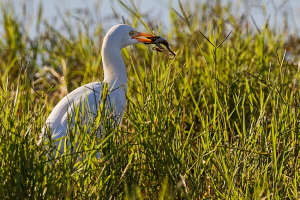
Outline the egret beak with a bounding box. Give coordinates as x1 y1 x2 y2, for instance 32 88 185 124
132 32 156 43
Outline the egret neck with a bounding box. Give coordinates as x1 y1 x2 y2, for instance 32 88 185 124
102 35 128 91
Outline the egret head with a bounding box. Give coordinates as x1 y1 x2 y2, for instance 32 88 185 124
104 24 156 49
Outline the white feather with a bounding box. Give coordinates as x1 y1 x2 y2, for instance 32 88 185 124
39 24 147 153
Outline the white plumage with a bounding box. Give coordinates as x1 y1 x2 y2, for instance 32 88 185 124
39 24 156 152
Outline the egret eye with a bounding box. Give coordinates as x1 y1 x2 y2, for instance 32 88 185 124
129 30 135 37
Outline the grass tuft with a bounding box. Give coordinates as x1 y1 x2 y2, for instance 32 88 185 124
0 0 299 199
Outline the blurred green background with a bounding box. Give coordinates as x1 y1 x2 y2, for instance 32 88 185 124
0 0 299 199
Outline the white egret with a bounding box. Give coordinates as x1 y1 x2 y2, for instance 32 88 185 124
38 24 157 152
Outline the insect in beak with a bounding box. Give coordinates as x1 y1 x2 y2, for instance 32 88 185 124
143 35 176 58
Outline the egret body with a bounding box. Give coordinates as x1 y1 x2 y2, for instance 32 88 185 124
39 24 156 151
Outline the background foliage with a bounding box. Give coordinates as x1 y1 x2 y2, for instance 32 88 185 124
0 0 299 199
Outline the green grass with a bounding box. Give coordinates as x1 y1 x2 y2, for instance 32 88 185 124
0 0 299 199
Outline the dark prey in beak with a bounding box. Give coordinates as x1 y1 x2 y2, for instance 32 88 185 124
143 36 176 58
